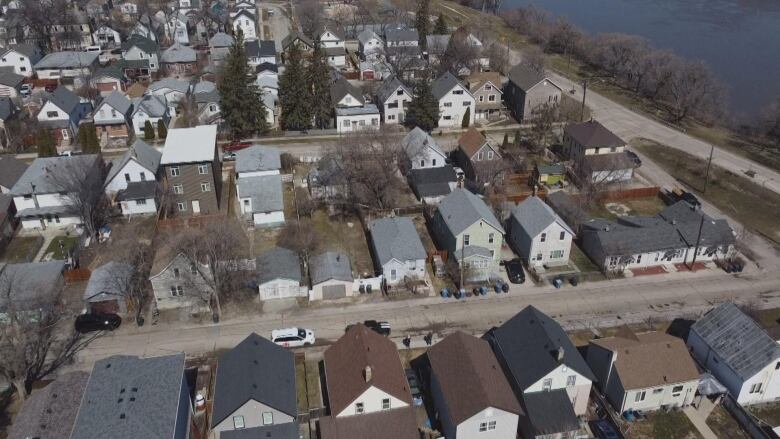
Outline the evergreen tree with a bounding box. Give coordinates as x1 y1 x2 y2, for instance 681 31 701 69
433 15 448 34
78 123 101 154
157 120 168 139
143 120 155 140
279 41 313 130
36 129 57 157
461 106 471 128
405 77 439 132
416 0 431 48
309 40 332 129
218 29 269 138
501 132 509 149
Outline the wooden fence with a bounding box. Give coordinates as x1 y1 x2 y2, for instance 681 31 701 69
599 186 661 201
64 268 91 284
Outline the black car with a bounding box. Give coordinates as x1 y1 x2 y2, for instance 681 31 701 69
591 420 620 439
504 259 526 284
345 320 391 336
626 150 642 166
680 191 701 208
75 313 121 333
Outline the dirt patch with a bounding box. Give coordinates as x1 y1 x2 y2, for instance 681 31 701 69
0 235 43 263
310 210 373 276
623 410 702 439
706 405 749 439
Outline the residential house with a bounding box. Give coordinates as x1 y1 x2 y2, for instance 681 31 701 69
93 91 134 144
486 306 596 438
357 29 383 61
308 154 347 201
246 39 276 66
33 51 99 83
309 251 354 301
507 196 574 268
332 76 380 133
425 34 450 64
0 67 22 98
534 163 566 187
116 180 159 216
6 372 90 439
505 63 562 121
235 145 281 177
161 42 197 76
426 332 522 439
161 125 221 216
90 65 127 96
255 247 306 301
318 27 347 68
231 9 258 40
0 194 14 253
45 15 94 51
468 71 503 121
234 0 257 9
211 333 298 438
119 1 140 18
369 216 427 285
194 87 222 125
70 354 192 439
165 12 190 45
318 324 418 439
385 28 419 48
408 165 458 204
262 92 279 127
0 96 18 148
148 77 190 116
92 24 122 48
402 127 447 170
0 261 66 318
280 31 313 62
580 201 735 272
375 75 411 124
36 87 91 147
587 328 699 414
256 73 278 96
432 71 475 128
687 302 780 405
237 174 284 227
455 127 501 181
149 247 212 310
208 32 234 68
563 120 638 184
83 261 133 314
0 44 42 77
131 94 170 137
431 188 504 279
0 155 27 193
10 155 102 230
121 34 160 73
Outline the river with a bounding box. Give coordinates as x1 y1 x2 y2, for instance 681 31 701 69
502 0 780 117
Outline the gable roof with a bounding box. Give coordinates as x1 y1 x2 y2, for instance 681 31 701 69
490 305 596 389
236 174 283 213
122 34 159 53
590 330 700 390
116 180 158 201
70 354 186 439
106 139 162 186
318 408 418 439
437 188 504 236
83 261 134 302
431 71 466 101
458 127 493 158
209 32 234 47
468 71 502 94
160 125 217 165
330 76 364 105
4 43 41 61
148 77 190 94
258 40 276 57
402 126 446 161
255 247 301 285
324 324 413 415
427 332 522 424
212 333 296 427
10 155 100 196
235 145 281 173
46 86 81 114
132 94 168 117
376 75 410 103
357 28 382 45
507 63 555 91
0 66 23 87
369 216 426 266
511 196 574 238
98 90 133 115
221 423 300 439
281 30 313 50
310 251 353 284
690 302 780 380
94 64 126 81
564 120 625 149
193 80 216 94
408 165 457 198
0 155 28 190
34 51 98 70
385 28 418 43
521 390 579 436
161 42 197 63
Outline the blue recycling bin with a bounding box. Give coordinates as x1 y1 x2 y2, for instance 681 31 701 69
441 288 450 298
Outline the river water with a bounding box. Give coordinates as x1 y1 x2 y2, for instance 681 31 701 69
502 0 780 117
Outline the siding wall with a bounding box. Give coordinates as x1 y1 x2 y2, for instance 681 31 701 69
213 399 295 438
335 386 408 417
163 157 221 217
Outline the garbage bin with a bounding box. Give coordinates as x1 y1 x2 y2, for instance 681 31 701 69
553 278 563 289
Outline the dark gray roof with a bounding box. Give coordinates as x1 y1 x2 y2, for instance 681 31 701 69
311 251 352 284
0 66 23 87
309 155 346 187
369 217 426 266
106 139 162 186
116 180 158 201
385 28 418 43
255 247 301 285
522 390 579 436
4 43 41 61
564 120 625 148
209 32 235 47
281 30 313 50
402 127 446 162
489 305 596 389
237 175 283 213
193 80 216 94
409 165 456 198
0 261 66 312
334 104 379 116
258 40 277 57
0 155 27 190
221 422 299 439
691 302 780 380
431 71 463 101
511 196 574 238
212 333 297 427
94 65 125 82
0 95 15 120
235 145 281 173
121 34 159 53
357 29 382 46
46 86 81 114
508 63 555 91
161 42 197 63
98 90 133 115
331 76 364 105
437 188 504 235
71 354 187 439
132 94 168 117
34 51 98 69
83 261 133 302
148 77 190 94
194 89 220 105
375 75 410 103
10 155 100 196
256 62 278 73
324 46 346 57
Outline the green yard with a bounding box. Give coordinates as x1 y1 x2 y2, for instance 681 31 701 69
43 236 79 261
0 236 43 263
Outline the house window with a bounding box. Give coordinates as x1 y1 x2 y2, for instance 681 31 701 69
125 173 131 182
46 111 58 117
233 415 245 429
359 120 366 126
432 159 437 166
173 184 184 194
635 391 646 402
540 233 546 242
136 199 147 205
488 421 496 430
479 422 488 432
464 234 470 246
463 101 470 106
177 202 187 211
488 95 496 102
209 104 217 112
170 285 184 296
551 250 564 259
397 89 404 96
382 398 390 409
453 89 463 95
243 199 250 207
443 102 452 108
443 116 452 120
201 182 211 192
420 159 425 167
390 269 397 281
170 166 180 177
343 120 350 127
609 256 619 266
355 402 364 414
487 151 494 160
190 264 198 275
484 84 492 91
476 152 483 161
388 114 395 120
479 95 484 102
559 231 566 240
262 411 273 425
173 268 180 278
488 233 494 244
750 383 763 394
636 254 642 264
653 388 663 394
542 378 552 391
672 385 684 397
198 164 208 174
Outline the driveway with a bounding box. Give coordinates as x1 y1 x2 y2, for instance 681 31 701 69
257 2 291 51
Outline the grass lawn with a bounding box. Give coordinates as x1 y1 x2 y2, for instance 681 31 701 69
587 196 666 220
0 236 43 263
310 210 374 276
706 405 749 439
569 244 600 274
749 402 780 426
633 138 780 244
304 360 322 410
624 410 702 439
44 236 79 261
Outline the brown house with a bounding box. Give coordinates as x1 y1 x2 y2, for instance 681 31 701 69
468 71 503 121
160 43 197 76
456 127 503 182
160 125 222 216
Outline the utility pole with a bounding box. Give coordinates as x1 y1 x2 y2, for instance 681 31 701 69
703 144 714 193
689 212 706 270
580 79 587 122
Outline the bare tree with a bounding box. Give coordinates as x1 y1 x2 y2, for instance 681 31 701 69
527 104 558 152
761 97 780 150
521 46 546 74
3 118 38 153
437 28 482 75
50 157 109 238
545 18 581 62
662 60 725 123
294 187 318 217
111 238 155 324
296 0 324 38
485 42 510 74
474 157 511 188
277 219 321 267
386 45 425 83
176 96 201 128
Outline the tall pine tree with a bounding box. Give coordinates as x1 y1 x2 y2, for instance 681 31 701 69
279 41 313 131
416 0 431 48
36 130 57 157
433 15 448 34
218 29 269 139
405 76 439 132
143 121 155 140
78 122 101 154
309 40 332 129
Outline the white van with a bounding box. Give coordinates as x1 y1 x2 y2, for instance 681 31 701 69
271 327 315 348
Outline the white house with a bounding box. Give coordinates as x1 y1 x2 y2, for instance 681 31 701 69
687 302 780 405
130 16 157 41
369 217 426 285
331 76 380 133
194 89 221 125
147 77 189 116
318 27 346 68
131 94 170 137
375 76 411 125
508 196 574 268
37 87 91 147
165 13 190 45
119 1 139 17
357 29 383 61
121 35 160 72
92 24 122 48
254 247 306 301
432 71 475 128
245 40 276 66
116 181 159 216
236 175 285 227
0 44 42 77
308 252 354 301
235 145 281 178
104 139 162 195
402 127 447 170
9 155 101 230
33 51 99 82
231 9 257 41
0 67 23 98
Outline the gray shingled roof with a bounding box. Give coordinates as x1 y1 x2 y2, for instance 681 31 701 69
431 71 463 101
70 354 186 439
255 247 301 285
0 261 66 312
99 90 133 115
148 77 190 94
116 181 158 201
34 51 98 69
357 29 382 46
212 333 297 428
10 155 100 196
221 423 299 439
105 139 162 187
0 96 14 120
193 80 216 94
437 188 504 236
489 305 596 389
311 251 353 284
402 126 446 161
376 75 410 103
83 261 133 302
385 28 418 43
331 76 364 106
369 217 426 266
121 34 159 53
0 156 27 190
132 94 168 117
237 174 283 213
209 32 234 47
4 43 40 61
161 42 196 63
508 63 551 91
522 390 580 436
564 120 625 149
235 145 281 173
194 89 220 105
335 104 379 116
0 66 23 87
408 166 456 199
258 40 276 57
46 86 81 114
511 196 574 238
691 302 780 380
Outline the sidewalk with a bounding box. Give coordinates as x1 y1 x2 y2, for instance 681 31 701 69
684 399 718 439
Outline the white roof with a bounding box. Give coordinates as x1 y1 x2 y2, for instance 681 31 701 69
160 125 217 164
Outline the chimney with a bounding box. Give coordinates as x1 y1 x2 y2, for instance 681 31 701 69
604 225 610 232
556 346 565 362
364 366 372 382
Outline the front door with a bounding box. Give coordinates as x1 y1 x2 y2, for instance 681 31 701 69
192 200 200 214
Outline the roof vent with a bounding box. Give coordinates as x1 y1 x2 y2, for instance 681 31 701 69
604 226 610 232
556 346 565 362
364 366 373 382
120 413 126 419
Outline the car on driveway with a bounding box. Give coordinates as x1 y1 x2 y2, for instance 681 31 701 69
504 259 526 284
20 84 32 97
405 369 423 406
271 327 315 348
591 420 620 439
223 151 237 161
75 313 121 333
626 150 642 166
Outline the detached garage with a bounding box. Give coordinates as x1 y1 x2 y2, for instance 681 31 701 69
309 251 354 301
255 247 306 301
83 261 133 314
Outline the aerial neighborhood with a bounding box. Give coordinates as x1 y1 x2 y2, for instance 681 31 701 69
0 0 779 438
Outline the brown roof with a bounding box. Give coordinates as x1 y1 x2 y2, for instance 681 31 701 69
323 324 412 415
427 332 522 424
564 120 625 148
126 82 147 98
8 371 90 439
468 71 502 93
582 151 637 172
590 331 700 390
458 127 490 158
318 407 419 439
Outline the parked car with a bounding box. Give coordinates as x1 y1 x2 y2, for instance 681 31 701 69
222 151 237 161
591 420 620 439
20 84 32 97
347 320 391 336
626 150 642 166
75 313 121 333
405 369 423 406
223 140 252 152
504 259 526 284
44 83 57 92
271 327 315 348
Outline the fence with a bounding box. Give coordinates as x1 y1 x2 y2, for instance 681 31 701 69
599 186 661 201
722 395 774 439
64 268 91 284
